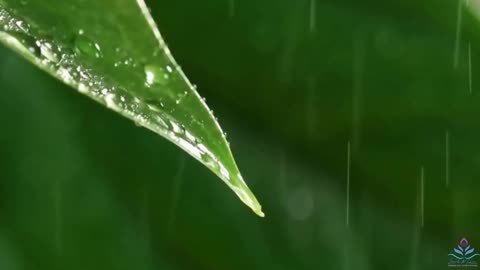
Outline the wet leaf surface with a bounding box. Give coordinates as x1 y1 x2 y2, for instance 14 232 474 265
0 0 263 216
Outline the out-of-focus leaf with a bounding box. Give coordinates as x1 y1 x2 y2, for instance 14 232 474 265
0 0 263 216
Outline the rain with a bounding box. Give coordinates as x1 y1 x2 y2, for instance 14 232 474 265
1 0 480 269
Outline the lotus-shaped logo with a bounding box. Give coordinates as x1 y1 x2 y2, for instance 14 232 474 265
448 237 480 267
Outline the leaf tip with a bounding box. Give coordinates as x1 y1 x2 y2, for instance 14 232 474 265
223 170 265 217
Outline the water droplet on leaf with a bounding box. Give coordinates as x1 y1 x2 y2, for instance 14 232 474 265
75 33 102 58
15 20 30 33
37 40 60 63
144 64 168 87
145 99 165 112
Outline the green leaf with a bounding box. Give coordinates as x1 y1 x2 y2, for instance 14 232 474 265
0 0 264 217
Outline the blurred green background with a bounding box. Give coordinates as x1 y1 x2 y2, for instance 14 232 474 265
1 0 480 269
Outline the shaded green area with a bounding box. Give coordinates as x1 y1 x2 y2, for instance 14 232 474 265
1 0 480 269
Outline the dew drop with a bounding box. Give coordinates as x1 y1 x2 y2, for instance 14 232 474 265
104 93 119 110
57 67 73 84
144 64 169 87
15 20 30 33
3 31 39 56
124 58 134 66
170 120 185 135
145 99 165 112
78 83 88 93
75 33 102 58
185 130 197 144
37 40 60 63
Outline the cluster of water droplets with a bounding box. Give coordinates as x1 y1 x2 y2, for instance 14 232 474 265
1 8 226 174
0 6 260 214
0 10 102 66
75 29 102 59
144 64 171 86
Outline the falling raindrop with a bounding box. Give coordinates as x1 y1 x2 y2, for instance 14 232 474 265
53 177 63 254
454 0 463 68
468 41 472 94
346 141 351 227
420 166 425 228
445 130 450 187
305 78 317 138
309 0 316 33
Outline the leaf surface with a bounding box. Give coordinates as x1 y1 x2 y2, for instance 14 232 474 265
0 0 263 216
